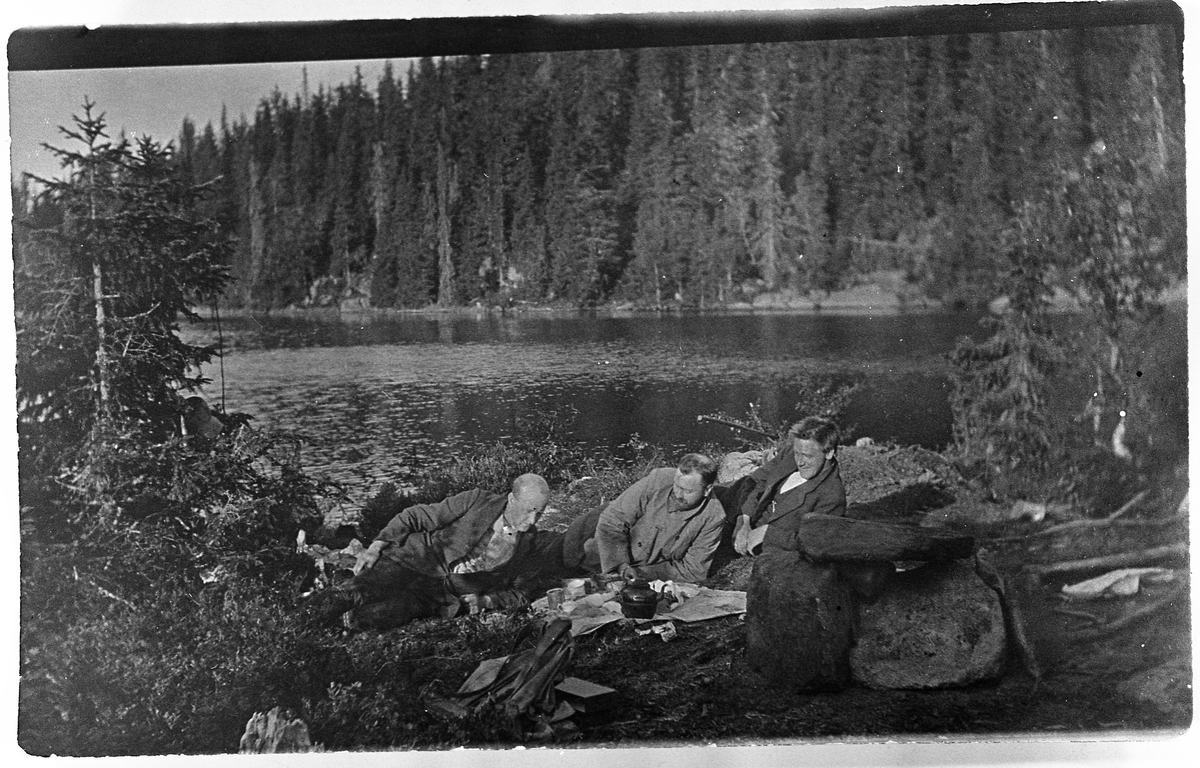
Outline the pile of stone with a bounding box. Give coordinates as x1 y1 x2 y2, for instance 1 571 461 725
744 514 1007 690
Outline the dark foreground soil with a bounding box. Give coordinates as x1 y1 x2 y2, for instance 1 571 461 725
313 445 1192 750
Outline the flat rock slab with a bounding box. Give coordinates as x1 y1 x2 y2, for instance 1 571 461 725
745 550 853 691
850 558 1006 689
798 514 975 563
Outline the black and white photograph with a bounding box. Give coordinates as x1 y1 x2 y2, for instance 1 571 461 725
6 1 1193 763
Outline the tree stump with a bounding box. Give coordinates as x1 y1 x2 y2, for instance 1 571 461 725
745 549 854 691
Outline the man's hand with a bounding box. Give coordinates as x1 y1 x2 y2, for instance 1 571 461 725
353 540 387 575
619 564 640 581
746 524 768 555
461 593 494 615
733 515 752 556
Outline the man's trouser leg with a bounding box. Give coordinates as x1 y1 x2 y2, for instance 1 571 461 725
560 508 603 575
344 559 456 630
509 529 569 579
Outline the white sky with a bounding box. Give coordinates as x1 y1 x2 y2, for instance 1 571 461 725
9 60 399 183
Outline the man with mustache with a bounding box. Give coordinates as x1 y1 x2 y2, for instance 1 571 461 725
562 453 726 583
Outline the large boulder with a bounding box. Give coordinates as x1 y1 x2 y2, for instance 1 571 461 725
717 451 764 484
850 558 1006 689
745 550 854 691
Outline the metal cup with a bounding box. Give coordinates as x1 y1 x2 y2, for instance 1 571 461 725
562 578 588 600
546 588 565 610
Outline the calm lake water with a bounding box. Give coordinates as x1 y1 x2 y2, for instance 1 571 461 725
184 310 987 501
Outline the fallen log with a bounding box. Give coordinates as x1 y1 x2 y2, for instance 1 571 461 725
1024 543 1188 578
991 501 1182 543
798 514 975 563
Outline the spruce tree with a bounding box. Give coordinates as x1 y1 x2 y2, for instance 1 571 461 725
17 100 231 477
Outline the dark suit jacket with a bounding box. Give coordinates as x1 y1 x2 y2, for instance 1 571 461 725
358 489 560 621
375 488 517 576
739 443 846 553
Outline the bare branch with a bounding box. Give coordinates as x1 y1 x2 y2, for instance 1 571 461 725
1107 490 1149 520
1023 543 1187 577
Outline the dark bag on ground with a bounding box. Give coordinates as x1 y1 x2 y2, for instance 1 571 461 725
448 617 576 739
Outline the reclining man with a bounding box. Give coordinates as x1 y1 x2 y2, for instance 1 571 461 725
730 416 846 556
307 473 562 630
561 453 726 583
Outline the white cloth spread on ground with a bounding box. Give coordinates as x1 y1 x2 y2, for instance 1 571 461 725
532 582 747 636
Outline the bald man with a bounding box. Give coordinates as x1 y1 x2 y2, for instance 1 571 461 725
308 474 561 630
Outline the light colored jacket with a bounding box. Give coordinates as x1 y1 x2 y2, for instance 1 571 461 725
594 468 726 583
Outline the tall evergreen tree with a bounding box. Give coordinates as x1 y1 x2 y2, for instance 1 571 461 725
506 148 547 299
623 48 679 305
17 101 231 473
543 50 622 304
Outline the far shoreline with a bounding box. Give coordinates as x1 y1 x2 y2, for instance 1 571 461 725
190 274 1186 323
192 291 953 322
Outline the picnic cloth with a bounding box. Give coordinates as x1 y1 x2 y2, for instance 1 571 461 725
532 582 747 636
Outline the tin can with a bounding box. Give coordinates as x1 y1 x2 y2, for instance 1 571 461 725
562 578 588 600
546 588 565 610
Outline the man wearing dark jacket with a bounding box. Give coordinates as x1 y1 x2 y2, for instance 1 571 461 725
310 473 559 630
732 417 845 555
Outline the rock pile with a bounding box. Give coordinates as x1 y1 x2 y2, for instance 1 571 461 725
239 707 316 753
733 447 1009 692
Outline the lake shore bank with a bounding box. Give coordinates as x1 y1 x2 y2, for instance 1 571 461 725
195 276 1186 321
197 286 949 321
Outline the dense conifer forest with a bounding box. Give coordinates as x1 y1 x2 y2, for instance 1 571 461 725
18 25 1184 310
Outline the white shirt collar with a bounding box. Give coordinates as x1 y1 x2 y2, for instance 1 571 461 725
779 470 809 495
